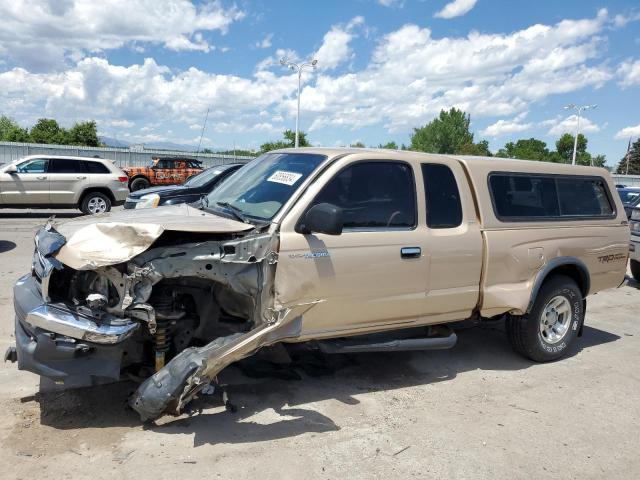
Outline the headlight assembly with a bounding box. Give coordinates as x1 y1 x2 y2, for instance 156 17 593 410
135 193 160 209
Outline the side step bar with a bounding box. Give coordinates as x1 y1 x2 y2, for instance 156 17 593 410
316 327 457 354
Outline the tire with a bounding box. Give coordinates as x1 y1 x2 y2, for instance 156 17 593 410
506 275 583 362
631 260 640 282
80 192 111 215
130 177 151 191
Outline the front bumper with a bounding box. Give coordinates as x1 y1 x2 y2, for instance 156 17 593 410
11 274 138 382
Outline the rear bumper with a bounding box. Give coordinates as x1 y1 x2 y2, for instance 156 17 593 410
11 274 137 382
112 186 129 203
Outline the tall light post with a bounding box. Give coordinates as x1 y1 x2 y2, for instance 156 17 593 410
280 58 317 148
563 103 597 165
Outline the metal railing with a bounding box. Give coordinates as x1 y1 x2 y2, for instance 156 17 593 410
0 141 256 168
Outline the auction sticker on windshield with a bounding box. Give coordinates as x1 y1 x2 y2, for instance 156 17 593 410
267 170 303 186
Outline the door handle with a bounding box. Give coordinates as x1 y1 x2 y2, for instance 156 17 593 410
401 247 421 259
36 176 47 180
76 176 87 180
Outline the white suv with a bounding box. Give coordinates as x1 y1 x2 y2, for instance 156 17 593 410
0 155 129 214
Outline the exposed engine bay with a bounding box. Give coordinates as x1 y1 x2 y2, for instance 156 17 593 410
23 209 305 422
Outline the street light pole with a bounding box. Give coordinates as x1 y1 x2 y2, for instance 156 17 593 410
280 58 318 148
563 103 597 165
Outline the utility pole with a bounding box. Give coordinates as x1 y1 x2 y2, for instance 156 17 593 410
280 58 318 148
563 103 597 165
196 107 209 156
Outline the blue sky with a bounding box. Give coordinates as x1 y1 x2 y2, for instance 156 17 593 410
0 0 639 165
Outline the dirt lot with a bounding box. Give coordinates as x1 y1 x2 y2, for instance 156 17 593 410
0 209 639 479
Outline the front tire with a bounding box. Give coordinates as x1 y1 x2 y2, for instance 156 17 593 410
81 192 111 215
506 275 583 362
630 260 640 282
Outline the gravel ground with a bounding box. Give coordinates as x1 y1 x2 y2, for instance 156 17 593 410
0 208 639 479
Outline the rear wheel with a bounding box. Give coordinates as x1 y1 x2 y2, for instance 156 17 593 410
130 177 151 191
630 260 640 282
80 192 111 215
506 275 583 362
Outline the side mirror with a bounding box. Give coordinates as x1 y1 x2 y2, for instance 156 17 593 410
5 164 17 174
297 203 343 235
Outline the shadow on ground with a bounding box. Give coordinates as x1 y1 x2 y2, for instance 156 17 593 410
25 321 619 445
0 211 81 219
0 241 17 253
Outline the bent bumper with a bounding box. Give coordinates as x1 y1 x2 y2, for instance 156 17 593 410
11 274 137 382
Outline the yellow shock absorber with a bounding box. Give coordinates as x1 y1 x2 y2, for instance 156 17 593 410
154 321 170 372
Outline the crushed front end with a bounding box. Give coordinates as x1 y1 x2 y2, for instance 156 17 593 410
9 215 294 421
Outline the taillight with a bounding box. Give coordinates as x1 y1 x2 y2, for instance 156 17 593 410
118 176 128 183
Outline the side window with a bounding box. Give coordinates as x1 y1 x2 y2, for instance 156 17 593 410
84 161 110 174
312 161 416 229
49 159 85 173
422 163 463 228
556 178 613 216
489 173 614 220
16 158 48 173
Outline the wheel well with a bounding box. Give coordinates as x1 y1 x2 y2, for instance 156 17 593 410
129 175 150 184
527 258 590 313
79 187 115 206
546 265 589 297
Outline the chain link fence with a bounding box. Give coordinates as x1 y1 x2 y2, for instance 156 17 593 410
0 141 255 168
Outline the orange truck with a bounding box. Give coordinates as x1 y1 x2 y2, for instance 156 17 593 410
123 156 204 191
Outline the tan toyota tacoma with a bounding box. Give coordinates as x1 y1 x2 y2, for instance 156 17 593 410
6 148 629 421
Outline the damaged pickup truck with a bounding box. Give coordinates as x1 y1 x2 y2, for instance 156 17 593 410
7 148 629 421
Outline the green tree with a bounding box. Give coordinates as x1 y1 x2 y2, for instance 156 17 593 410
350 141 365 148
378 141 398 149
29 118 68 144
410 108 474 154
0 115 29 142
457 139 492 156
260 129 310 153
616 139 640 174
556 133 589 164
496 138 550 161
67 121 99 146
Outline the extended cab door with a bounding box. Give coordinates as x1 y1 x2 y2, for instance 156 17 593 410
0 158 50 204
417 160 483 320
48 158 91 204
276 158 431 338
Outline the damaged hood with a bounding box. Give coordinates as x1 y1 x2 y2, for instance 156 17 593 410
53 204 254 270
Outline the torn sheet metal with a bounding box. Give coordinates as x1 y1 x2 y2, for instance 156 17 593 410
54 204 252 270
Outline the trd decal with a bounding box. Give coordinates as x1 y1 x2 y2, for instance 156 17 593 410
597 253 626 263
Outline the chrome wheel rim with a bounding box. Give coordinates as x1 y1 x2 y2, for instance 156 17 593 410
539 295 572 344
87 196 107 214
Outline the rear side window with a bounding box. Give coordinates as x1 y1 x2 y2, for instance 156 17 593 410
312 161 416 229
84 161 110 173
49 158 84 173
422 163 463 228
489 173 614 220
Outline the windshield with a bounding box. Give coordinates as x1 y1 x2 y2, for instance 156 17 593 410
185 167 226 187
620 190 640 205
205 152 327 221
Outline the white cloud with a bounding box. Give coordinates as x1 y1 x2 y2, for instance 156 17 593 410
313 16 364 70
618 59 640 87
435 0 478 19
378 0 403 7
0 9 623 145
256 34 273 49
481 116 533 137
614 124 640 140
0 0 245 71
547 115 600 136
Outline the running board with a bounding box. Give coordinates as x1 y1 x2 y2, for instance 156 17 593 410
316 327 457 354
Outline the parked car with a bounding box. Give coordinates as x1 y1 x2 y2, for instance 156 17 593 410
628 206 640 281
124 163 243 209
7 148 628 421
617 186 640 218
123 156 204 191
0 155 128 214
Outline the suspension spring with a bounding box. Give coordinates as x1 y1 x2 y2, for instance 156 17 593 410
154 317 171 372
